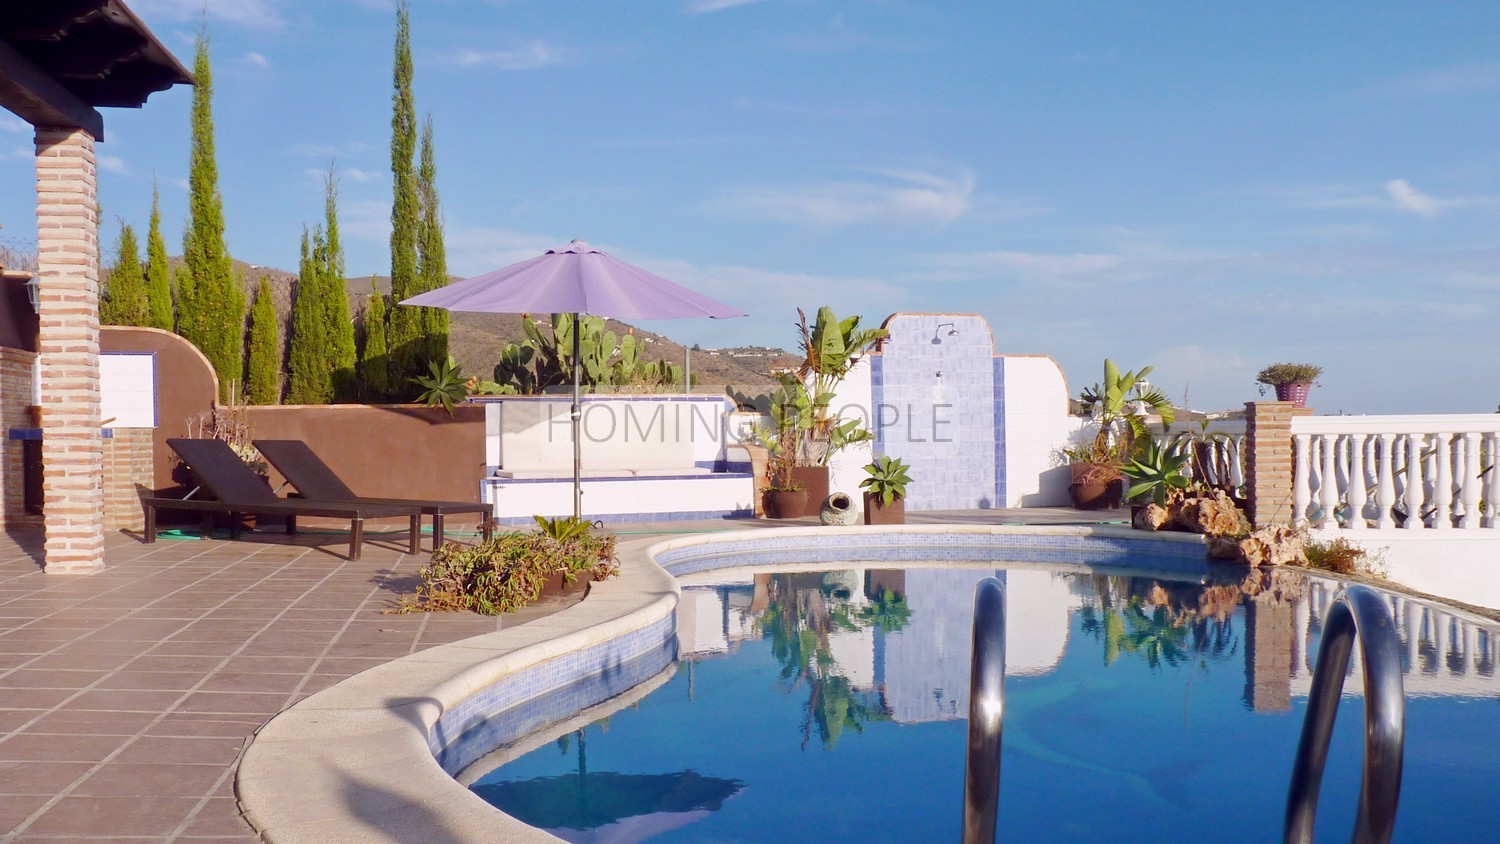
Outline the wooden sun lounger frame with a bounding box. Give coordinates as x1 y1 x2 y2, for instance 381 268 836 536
143 439 422 561
253 439 495 550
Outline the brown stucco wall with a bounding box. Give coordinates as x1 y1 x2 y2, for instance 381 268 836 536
244 405 486 502
100 326 218 492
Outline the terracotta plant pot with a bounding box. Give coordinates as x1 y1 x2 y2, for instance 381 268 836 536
1274 382 1311 407
764 489 808 520
863 491 905 525
791 466 829 517
1069 479 1124 510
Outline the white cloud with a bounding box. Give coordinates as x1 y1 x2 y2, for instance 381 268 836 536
710 167 975 226
97 156 130 175
448 41 567 71
1289 179 1498 216
131 0 284 29
1380 61 1500 98
168 177 190 191
690 0 765 13
305 167 378 185
242 52 271 69
0 115 30 135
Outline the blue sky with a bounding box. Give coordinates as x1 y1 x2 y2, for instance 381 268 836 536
1 1 1497 414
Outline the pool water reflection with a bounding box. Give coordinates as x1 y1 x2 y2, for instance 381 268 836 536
468 564 1500 843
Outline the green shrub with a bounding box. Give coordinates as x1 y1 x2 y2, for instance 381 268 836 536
397 529 617 615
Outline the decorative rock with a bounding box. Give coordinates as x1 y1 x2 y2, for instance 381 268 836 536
1173 490 1250 537
1238 524 1308 568
1133 503 1172 531
820 492 859 526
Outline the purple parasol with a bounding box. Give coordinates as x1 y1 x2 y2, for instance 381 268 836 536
398 240 746 519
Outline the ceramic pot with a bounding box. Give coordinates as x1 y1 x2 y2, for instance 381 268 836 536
1069 479 1124 510
1274 382 1311 407
791 466 829 516
863 492 905 525
820 492 858 526
765 489 808 520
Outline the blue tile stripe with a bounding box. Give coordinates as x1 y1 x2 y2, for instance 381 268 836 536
431 612 678 776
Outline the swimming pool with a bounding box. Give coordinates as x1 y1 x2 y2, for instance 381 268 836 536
462 557 1500 842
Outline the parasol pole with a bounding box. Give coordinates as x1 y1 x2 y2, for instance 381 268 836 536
571 312 583 520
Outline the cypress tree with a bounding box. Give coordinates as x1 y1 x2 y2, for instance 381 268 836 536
178 33 244 399
286 228 332 404
322 167 358 401
361 282 390 400
245 276 281 404
103 223 148 326
387 0 422 386
144 182 174 331
417 113 449 364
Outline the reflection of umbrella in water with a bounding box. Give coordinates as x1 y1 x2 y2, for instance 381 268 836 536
475 770 744 843
473 730 744 843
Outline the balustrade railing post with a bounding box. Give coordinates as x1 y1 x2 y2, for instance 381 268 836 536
1346 433 1368 529
1293 434 1312 527
1376 433 1397 529
1433 433 1453 529
1319 434 1340 530
1486 432 1499 529
1458 433 1480 529
1404 435 1426 530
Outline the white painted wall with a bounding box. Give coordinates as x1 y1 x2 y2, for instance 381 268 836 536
999 355 1082 507
487 473 754 521
1315 529 1500 610
827 356 876 505
100 353 156 428
482 396 729 474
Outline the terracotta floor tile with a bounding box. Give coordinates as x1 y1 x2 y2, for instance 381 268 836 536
0 732 131 763
71 760 226 797
23 794 201 837
113 735 245 765
0 759 95 795
198 671 306 694
146 714 266 739
178 797 254 836
26 708 159 736
174 691 289 717
95 670 208 692
0 792 53 831
0 668 107 688
66 688 186 712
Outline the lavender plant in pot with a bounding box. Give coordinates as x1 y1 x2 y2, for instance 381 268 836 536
1255 362 1322 408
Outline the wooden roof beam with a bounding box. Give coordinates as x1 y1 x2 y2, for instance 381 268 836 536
0 35 104 139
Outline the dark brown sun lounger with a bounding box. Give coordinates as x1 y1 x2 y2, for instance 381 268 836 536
253 439 494 550
143 438 421 560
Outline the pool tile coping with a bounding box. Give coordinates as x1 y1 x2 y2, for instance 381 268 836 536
234 525 1208 843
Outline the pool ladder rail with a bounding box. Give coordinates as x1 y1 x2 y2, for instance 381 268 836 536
1284 585 1406 844
962 577 1005 844
961 580 1406 844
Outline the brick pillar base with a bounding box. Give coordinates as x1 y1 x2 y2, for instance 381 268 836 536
35 127 104 573
1245 401 1314 528
0 348 39 527
103 429 153 531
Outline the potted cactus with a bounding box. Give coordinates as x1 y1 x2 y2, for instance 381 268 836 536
1256 362 1322 407
860 455 912 525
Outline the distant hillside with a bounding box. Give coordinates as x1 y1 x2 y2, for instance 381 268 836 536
202 261 795 396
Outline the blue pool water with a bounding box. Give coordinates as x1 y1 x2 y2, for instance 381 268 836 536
466 564 1500 842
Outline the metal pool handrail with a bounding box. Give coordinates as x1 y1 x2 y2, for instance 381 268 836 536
963 576 1006 844
1284 585 1406 844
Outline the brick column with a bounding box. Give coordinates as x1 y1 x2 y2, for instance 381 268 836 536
1245 401 1313 528
35 127 104 573
1242 599 1294 712
0 348 39 527
102 429 154 532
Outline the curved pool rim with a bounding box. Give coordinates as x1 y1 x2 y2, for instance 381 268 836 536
237 524 1452 843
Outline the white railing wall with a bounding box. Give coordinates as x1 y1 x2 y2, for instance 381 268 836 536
1149 419 1247 491
1291 415 1500 531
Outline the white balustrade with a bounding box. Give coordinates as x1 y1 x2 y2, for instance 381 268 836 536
1290 414 1500 532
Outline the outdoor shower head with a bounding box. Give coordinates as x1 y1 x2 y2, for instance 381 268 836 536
933 322 958 343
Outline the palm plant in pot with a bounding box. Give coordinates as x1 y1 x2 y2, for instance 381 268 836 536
1070 359 1175 510
752 413 807 520
1255 362 1322 408
860 455 912 525
782 306 886 514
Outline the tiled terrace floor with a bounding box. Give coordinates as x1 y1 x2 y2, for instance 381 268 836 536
0 507 1119 842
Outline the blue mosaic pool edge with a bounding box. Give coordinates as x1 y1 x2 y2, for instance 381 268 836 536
430 611 677 777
